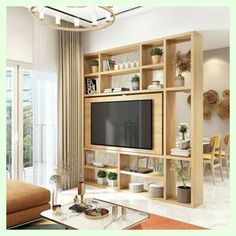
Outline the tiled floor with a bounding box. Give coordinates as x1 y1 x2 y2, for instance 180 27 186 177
60 171 229 230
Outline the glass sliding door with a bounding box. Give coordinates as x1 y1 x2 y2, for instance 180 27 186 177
6 64 57 187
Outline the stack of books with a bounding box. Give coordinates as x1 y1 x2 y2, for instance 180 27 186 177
171 148 191 157
113 87 130 92
104 88 114 93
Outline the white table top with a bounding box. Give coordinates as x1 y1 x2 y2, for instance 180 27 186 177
41 199 148 230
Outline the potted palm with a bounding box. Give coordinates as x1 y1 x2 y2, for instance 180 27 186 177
97 170 107 185
90 59 99 73
107 172 118 187
173 50 191 86
150 47 164 64
131 74 140 90
171 160 191 203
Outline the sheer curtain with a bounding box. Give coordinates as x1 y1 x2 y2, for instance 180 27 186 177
31 22 57 187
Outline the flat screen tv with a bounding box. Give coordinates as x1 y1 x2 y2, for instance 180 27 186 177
91 100 152 149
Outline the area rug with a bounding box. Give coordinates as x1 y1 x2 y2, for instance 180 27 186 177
15 215 205 230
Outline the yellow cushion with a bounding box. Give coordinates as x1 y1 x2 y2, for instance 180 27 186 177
215 150 226 156
203 153 213 160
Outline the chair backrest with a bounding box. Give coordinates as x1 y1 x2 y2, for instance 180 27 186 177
209 135 222 158
223 134 230 156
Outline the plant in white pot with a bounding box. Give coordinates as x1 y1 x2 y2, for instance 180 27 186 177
107 172 118 187
97 170 107 185
90 59 99 73
178 123 190 150
171 160 191 203
173 50 191 87
131 74 140 90
150 47 163 64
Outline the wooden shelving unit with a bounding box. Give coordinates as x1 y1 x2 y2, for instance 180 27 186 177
82 31 203 208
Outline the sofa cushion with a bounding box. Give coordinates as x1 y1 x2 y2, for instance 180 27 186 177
7 180 50 214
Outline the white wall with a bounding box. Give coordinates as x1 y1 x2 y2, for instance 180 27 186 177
81 7 229 53
7 7 34 63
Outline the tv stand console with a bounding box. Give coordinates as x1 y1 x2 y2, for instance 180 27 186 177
82 31 203 208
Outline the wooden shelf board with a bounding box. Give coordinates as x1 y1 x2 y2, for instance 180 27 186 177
165 87 191 92
84 164 118 172
100 67 140 76
84 72 99 77
83 147 119 154
142 63 164 70
83 89 163 98
165 198 193 208
120 170 163 180
85 180 119 190
166 155 191 161
121 189 164 200
120 151 164 159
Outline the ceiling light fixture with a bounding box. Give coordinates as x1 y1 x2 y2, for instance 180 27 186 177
29 6 116 32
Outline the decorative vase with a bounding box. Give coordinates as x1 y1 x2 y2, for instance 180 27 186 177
177 186 191 203
175 74 185 87
91 65 98 73
151 55 161 64
132 82 139 90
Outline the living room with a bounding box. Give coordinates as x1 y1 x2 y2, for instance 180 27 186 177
3 5 230 231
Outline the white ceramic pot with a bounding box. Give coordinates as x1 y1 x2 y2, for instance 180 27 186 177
97 177 107 185
108 179 117 187
132 82 139 91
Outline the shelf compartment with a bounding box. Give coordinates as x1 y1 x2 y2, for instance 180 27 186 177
121 189 164 200
84 164 118 172
120 170 163 180
100 67 140 76
85 179 109 188
142 69 164 90
84 54 99 75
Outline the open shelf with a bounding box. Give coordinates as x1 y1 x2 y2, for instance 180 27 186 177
82 31 203 208
121 189 164 200
85 180 109 188
120 170 163 180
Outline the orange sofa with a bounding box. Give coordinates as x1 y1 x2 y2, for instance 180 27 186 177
7 180 50 228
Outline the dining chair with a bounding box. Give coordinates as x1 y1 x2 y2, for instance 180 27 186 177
203 135 224 185
220 134 230 178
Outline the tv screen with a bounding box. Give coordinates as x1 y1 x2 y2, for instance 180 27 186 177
91 100 152 149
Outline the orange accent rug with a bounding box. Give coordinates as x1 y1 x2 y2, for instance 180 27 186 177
129 213 206 230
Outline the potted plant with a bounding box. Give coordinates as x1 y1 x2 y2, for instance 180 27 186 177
173 50 191 86
178 123 190 150
131 74 140 90
90 59 99 73
107 172 118 187
150 47 164 64
97 170 107 185
171 160 191 203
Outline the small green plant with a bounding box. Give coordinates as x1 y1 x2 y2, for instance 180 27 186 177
97 170 107 178
170 160 189 188
90 59 99 66
178 123 188 140
131 74 140 82
150 47 164 56
107 172 117 180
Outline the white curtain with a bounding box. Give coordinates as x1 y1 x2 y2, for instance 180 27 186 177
31 22 57 187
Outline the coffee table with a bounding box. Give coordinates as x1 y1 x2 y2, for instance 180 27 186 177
41 199 148 230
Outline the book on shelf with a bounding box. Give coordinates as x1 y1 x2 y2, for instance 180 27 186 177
85 78 97 94
113 87 130 92
103 59 116 71
171 148 191 157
